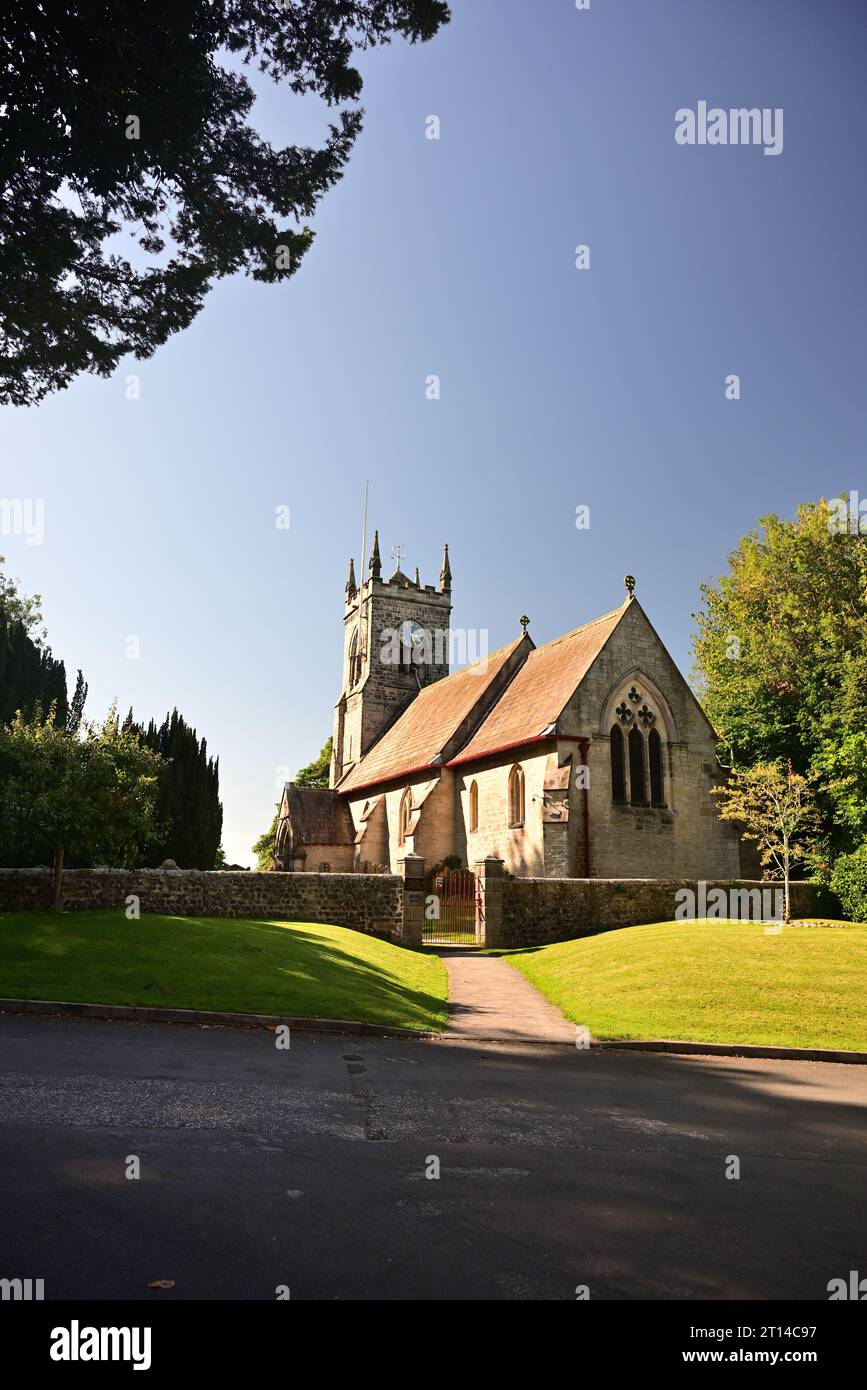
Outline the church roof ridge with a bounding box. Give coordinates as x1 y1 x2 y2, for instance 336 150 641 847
429 633 526 683
336 635 528 793
529 602 627 654
448 602 627 766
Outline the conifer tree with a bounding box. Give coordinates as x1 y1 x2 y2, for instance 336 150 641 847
131 709 223 868
0 560 69 728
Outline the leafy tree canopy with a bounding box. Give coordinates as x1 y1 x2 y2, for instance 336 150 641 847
253 808 279 872
0 704 162 901
253 736 333 867
295 735 332 787
712 761 819 921
0 557 71 729
830 845 867 923
692 498 867 861
0 0 450 405
0 555 44 638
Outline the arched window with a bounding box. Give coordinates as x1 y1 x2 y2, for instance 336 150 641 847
397 788 412 846
628 727 646 805
610 725 626 802
508 764 525 827
468 780 479 833
649 728 664 805
348 629 361 687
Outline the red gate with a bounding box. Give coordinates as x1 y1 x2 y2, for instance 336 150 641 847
423 868 479 946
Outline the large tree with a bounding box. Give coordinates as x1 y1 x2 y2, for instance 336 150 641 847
295 735 332 788
0 555 45 634
0 705 161 904
0 556 74 729
129 708 223 868
0 0 450 405
692 498 867 863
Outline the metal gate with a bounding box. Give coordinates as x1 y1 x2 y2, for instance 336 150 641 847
423 868 479 946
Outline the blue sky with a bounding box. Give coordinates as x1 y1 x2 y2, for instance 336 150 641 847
2 0 865 864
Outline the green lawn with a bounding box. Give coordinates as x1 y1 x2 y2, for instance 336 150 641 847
0 910 448 1032
503 919 867 1051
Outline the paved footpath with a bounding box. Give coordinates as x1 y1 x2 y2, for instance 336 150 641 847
436 949 576 1042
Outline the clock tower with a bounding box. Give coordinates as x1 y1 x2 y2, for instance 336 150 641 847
330 533 453 786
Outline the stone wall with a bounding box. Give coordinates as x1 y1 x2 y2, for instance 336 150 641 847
294 843 356 874
456 748 551 877
333 574 453 783
347 770 458 874
0 869 403 941
0 865 826 950
560 602 743 881
498 875 823 947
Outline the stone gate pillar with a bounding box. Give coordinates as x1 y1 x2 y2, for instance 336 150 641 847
398 854 425 948
474 857 504 948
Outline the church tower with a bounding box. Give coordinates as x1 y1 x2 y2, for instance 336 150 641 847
331 535 453 786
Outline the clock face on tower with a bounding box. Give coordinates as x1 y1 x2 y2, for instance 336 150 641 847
399 620 429 662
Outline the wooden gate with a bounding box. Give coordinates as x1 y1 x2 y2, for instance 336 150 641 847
423 867 479 946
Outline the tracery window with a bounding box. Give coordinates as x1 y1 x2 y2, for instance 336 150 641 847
610 724 626 802
628 726 646 805
611 684 668 807
649 728 665 805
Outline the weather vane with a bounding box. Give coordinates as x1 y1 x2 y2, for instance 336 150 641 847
391 543 405 570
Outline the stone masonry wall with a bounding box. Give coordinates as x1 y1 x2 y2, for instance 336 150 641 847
0 869 403 941
560 602 743 880
334 575 452 782
500 876 823 947
0 867 823 950
456 749 550 877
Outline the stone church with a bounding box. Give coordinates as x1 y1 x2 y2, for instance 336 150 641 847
275 535 741 879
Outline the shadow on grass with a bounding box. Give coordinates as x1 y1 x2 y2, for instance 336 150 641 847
0 911 448 1032
222 918 447 1028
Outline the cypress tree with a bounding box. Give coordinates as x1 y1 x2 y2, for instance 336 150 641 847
0 598 69 728
1 563 222 870
131 708 223 868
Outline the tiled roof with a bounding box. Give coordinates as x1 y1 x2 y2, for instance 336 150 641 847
282 785 355 845
449 605 625 764
338 638 525 793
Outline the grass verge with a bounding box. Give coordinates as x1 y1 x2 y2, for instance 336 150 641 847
502 919 867 1051
0 910 448 1032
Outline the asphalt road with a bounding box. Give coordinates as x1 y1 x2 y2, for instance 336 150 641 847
0 1015 864 1301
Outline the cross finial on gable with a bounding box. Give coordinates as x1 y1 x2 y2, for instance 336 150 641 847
624 575 636 598
519 614 530 636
